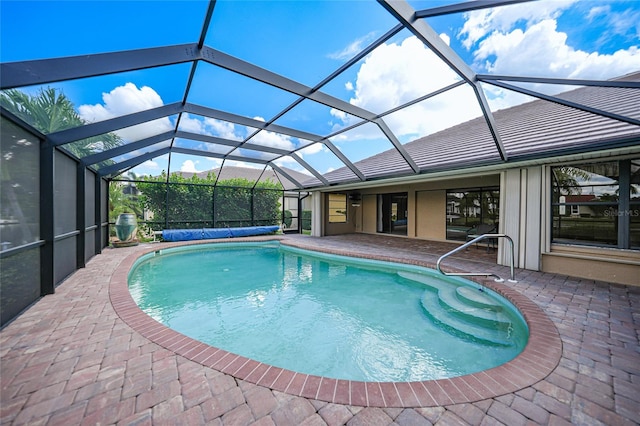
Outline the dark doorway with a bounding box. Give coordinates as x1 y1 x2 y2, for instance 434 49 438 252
377 193 408 235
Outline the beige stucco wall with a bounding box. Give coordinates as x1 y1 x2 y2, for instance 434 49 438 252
361 194 377 234
415 190 446 240
542 245 640 287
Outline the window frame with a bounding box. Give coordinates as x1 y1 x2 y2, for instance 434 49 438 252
445 187 499 242
550 158 639 250
327 193 347 223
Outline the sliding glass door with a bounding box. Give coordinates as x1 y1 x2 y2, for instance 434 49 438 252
377 193 408 235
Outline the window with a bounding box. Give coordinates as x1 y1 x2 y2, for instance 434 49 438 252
551 159 639 249
328 193 347 223
446 188 499 241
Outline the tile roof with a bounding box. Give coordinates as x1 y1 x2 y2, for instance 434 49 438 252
303 72 640 188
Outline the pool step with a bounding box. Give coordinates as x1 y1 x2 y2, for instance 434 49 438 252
456 286 503 310
419 291 513 346
398 272 514 346
437 287 512 330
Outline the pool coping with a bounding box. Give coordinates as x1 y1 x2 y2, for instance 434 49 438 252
109 237 563 408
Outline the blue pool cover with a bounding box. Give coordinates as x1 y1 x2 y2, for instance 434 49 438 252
162 225 280 242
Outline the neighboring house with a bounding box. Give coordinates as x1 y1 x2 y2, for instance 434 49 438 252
561 195 599 217
305 72 640 286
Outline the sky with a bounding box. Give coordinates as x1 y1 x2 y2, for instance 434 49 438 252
2 0 639 179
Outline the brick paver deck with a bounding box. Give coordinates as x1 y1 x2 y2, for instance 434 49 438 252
1 234 638 425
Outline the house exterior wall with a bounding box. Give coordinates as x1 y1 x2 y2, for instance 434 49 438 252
542 245 639 285
311 191 323 237
540 164 640 286
362 194 377 234
416 190 446 240
317 160 639 287
499 167 544 271
326 175 499 239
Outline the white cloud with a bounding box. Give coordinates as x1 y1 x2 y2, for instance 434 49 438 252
129 159 161 177
455 2 640 110
180 160 200 173
459 0 576 49
203 117 244 141
299 142 326 156
587 5 610 20
177 113 307 164
328 32 377 60
142 160 158 169
249 129 296 151
349 37 459 111
594 8 640 48
272 156 309 173
178 114 249 142
474 19 640 83
205 158 223 168
78 83 173 142
330 36 480 141
243 116 302 152
223 159 263 170
439 33 451 46
279 142 328 172
179 114 206 134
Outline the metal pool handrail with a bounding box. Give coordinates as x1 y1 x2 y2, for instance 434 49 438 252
436 234 517 283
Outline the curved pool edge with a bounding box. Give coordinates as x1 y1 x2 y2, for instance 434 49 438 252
109 237 563 408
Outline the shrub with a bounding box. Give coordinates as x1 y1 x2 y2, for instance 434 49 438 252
301 210 312 231
283 210 293 228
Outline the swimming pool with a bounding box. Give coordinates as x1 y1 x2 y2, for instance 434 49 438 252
128 242 528 382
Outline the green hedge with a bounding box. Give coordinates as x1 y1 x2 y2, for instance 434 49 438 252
135 173 283 230
301 210 311 231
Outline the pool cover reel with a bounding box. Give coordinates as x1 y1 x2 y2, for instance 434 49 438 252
162 225 280 242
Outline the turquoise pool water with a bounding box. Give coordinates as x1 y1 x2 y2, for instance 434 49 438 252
128 242 528 382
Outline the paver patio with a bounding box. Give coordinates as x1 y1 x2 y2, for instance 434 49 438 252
1 234 638 425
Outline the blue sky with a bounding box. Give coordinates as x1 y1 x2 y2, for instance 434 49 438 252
2 0 640 178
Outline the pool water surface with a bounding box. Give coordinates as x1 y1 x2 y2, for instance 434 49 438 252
128 242 528 382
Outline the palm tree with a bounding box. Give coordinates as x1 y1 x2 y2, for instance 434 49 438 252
0 88 122 158
552 166 591 197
